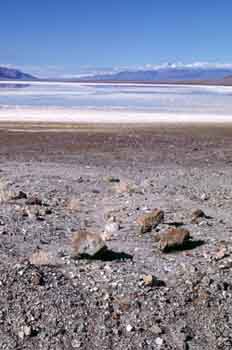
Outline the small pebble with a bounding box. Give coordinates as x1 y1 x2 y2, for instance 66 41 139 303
126 324 133 332
155 337 163 346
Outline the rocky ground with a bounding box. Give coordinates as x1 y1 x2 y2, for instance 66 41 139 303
0 123 232 350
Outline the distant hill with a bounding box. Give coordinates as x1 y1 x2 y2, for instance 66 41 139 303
0 66 36 81
221 75 232 84
189 75 232 86
82 66 232 82
2 64 232 86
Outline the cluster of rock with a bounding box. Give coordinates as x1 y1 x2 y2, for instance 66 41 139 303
1 168 231 350
70 205 206 259
0 178 209 263
136 209 164 234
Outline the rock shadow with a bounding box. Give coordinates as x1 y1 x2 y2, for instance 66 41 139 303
164 221 185 227
164 239 205 253
78 248 133 261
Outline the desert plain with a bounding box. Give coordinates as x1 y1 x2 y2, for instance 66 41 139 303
0 122 232 349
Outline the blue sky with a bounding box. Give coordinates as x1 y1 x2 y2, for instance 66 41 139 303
1 0 232 77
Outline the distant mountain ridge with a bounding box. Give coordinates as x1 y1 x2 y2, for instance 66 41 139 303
1 64 232 86
0 66 36 80
82 66 232 82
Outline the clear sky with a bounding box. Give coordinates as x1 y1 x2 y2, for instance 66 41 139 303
1 0 232 77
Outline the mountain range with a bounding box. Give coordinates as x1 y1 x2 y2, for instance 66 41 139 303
1 65 232 85
0 66 36 80
82 66 232 82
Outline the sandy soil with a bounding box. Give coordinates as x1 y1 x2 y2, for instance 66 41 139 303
0 122 232 349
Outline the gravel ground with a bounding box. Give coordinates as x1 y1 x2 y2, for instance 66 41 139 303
0 123 232 349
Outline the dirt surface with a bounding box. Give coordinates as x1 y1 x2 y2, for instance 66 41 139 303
0 122 232 349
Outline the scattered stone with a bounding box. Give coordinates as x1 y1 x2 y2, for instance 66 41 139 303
18 325 32 339
1 122 232 350
18 330 25 340
150 324 162 335
20 206 31 218
23 325 32 337
141 274 166 288
72 339 82 348
45 208 52 215
192 209 206 219
12 191 27 200
102 216 120 240
20 205 52 220
0 216 5 225
126 324 134 332
142 274 155 286
219 259 232 270
0 189 15 204
30 250 53 266
214 246 229 261
37 207 52 218
66 198 81 212
159 227 191 252
72 230 107 258
105 176 120 183
114 297 130 312
191 209 207 223
155 337 163 347
26 196 42 206
200 193 209 201
31 270 44 286
114 181 141 194
137 209 164 234
35 212 45 221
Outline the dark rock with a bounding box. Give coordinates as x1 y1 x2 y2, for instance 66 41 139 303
106 176 120 183
31 270 44 286
12 191 27 200
191 209 208 223
158 227 191 252
26 197 42 206
72 230 107 258
137 209 164 234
